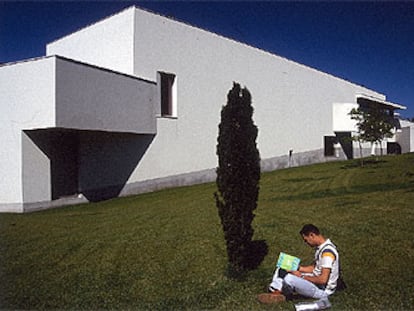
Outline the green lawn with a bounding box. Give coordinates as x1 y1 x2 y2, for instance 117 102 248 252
1 153 413 310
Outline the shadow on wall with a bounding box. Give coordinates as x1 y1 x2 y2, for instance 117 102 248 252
79 131 155 202
25 129 80 201
25 129 155 203
335 132 353 159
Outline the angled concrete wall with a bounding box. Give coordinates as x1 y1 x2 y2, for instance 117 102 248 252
55 57 157 134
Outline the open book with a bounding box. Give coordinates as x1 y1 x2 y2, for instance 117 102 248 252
276 252 301 271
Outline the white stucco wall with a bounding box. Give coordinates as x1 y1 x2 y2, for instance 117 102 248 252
128 8 385 183
397 126 414 153
0 55 157 211
55 57 157 134
0 58 56 211
46 7 135 75
332 103 358 132
22 131 52 204
43 7 387 188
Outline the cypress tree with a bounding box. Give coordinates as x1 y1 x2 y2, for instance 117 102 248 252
215 82 261 275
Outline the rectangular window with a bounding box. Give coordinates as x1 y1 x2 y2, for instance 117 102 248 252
158 72 177 117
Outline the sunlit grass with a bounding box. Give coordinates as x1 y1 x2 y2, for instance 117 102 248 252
1 153 413 310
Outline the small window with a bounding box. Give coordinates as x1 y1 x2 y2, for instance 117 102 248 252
159 72 177 117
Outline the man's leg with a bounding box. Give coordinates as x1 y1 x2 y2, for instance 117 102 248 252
269 267 287 292
257 268 288 304
283 274 328 299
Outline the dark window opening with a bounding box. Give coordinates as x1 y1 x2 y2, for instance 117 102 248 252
324 136 337 156
160 72 176 117
387 142 401 155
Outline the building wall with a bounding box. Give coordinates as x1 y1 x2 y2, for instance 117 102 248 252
397 126 414 153
0 55 158 212
0 58 56 212
78 131 154 201
46 7 386 188
46 7 135 75
55 57 157 134
22 131 53 205
332 102 358 132
128 8 385 184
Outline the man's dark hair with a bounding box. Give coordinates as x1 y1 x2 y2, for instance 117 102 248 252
300 224 320 236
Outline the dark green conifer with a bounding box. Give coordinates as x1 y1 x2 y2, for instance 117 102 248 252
215 82 261 274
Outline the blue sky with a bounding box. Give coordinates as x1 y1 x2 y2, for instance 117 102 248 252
1 1 413 118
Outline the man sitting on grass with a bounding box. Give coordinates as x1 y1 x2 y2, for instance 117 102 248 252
258 224 341 304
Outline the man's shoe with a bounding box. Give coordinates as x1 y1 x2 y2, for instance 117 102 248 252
257 291 286 304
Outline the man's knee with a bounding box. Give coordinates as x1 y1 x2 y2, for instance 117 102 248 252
279 274 295 299
277 268 289 279
283 273 296 286
283 273 304 292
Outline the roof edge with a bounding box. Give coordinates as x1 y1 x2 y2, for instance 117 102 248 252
356 93 406 110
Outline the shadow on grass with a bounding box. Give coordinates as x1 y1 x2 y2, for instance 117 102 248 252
246 240 268 270
226 240 268 280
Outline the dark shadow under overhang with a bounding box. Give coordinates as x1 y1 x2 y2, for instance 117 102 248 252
356 93 406 111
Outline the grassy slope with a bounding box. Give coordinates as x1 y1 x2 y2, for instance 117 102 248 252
1 154 413 310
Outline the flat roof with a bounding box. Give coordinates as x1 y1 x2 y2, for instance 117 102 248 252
356 93 406 110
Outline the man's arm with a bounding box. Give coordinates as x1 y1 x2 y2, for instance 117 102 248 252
301 268 331 285
298 265 314 274
289 264 313 277
289 267 331 286
303 268 331 285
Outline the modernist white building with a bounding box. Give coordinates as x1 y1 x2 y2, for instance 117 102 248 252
1 6 412 213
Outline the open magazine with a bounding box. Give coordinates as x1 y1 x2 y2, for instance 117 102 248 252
276 252 301 271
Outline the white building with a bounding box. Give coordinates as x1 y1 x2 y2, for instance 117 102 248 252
0 6 411 213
